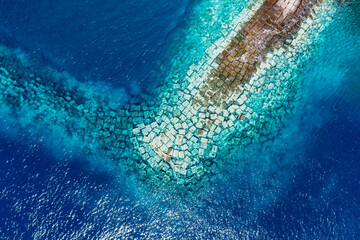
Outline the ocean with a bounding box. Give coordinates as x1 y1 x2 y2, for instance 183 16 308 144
0 0 359 239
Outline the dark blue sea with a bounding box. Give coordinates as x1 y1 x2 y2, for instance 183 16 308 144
0 0 359 239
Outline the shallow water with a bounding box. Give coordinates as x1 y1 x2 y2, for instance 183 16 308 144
0 0 360 239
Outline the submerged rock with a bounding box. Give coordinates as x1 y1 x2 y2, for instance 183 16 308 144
0 0 339 193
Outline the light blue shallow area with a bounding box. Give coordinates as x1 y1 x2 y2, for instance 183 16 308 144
0 0 359 239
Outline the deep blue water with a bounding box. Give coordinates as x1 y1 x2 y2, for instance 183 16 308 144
0 0 360 239
0 0 192 97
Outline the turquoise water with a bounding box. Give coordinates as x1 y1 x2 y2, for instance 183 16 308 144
0 0 360 239
158 0 257 85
